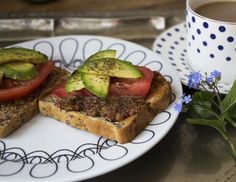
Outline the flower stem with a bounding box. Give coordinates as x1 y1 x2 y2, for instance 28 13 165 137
224 114 236 129
221 132 236 161
212 83 222 104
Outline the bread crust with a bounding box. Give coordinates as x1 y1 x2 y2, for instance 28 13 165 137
0 67 69 138
39 72 172 144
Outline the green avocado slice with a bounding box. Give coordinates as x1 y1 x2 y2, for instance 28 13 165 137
86 49 116 61
80 72 110 98
0 62 38 80
79 58 141 78
0 47 48 65
65 70 85 93
65 50 116 93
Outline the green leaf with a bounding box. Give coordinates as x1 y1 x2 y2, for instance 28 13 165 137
221 80 236 113
190 102 215 118
187 118 226 134
224 112 236 128
189 91 216 119
191 91 215 102
228 104 236 119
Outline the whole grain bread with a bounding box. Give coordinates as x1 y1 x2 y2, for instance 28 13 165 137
0 67 69 138
39 72 172 144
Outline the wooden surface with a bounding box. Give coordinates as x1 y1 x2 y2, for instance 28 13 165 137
0 0 186 48
0 0 185 13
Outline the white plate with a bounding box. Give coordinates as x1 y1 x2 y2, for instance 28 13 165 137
0 35 182 182
153 23 232 94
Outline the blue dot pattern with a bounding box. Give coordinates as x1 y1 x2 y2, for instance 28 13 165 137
187 12 236 64
196 29 201 34
175 28 180 32
210 34 216 39
219 26 226 32
203 41 207 46
218 45 224 50
203 22 209 28
154 22 232 93
227 36 234 42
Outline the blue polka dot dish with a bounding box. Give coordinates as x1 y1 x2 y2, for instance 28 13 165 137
153 23 232 94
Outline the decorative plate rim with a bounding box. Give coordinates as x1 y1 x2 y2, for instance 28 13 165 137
0 35 182 181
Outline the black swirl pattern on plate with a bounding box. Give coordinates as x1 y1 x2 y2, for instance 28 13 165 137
0 160 25 176
107 43 126 58
124 50 147 65
148 111 171 126
83 38 103 60
130 129 155 144
59 37 80 70
0 36 175 179
33 41 54 60
0 137 127 178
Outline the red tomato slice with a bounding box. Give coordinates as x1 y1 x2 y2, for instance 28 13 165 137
53 84 94 97
0 61 55 101
52 81 68 97
109 66 154 96
52 86 68 97
53 66 154 98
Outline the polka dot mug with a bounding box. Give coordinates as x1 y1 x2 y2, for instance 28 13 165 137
186 0 236 83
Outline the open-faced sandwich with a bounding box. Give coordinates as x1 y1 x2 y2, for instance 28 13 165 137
0 48 68 137
39 50 172 144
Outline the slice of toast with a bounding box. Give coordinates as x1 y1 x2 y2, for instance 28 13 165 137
0 67 69 138
39 72 172 144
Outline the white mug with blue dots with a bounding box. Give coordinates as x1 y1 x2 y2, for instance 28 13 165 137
186 0 236 83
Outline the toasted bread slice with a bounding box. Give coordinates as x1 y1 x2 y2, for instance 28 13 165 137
0 67 69 138
39 72 172 144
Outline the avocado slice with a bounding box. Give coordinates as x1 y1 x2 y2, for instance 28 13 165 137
65 70 85 93
65 50 116 93
0 48 48 65
0 62 38 80
86 49 116 61
80 72 110 98
79 58 141 78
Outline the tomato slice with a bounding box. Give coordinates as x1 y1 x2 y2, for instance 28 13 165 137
52 81 68 97
53 84 94 97
109 66 154 96
53 66 154 98
0 61 55 101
